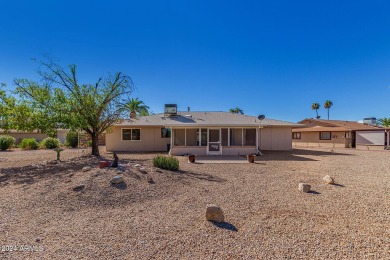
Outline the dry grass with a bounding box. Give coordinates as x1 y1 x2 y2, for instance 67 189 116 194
0 147 389 259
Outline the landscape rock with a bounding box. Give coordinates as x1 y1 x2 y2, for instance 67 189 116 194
134 164 141 168
298 183 311 193
323 175 335 184
139 167 147 174
47 160 58 165
206 204 225 223
82 166 92 172
110 175 124 184
147 176 154 184
72 184 85 192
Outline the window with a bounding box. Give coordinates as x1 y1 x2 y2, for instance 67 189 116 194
122 129 141 141
320 131 331 140
161 128 171 138
292 132 301 139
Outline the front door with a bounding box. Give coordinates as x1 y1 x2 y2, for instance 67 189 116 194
208 129 221 155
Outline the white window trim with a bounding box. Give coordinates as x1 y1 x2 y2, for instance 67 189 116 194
121 128 141 141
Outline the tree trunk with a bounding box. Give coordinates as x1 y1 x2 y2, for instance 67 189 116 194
90 132 100 156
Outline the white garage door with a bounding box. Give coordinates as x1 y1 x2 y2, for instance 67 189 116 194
356 131 384 145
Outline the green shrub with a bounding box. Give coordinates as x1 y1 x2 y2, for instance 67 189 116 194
19 138 39 150
87 140 92 147
40 137 61 149
65 131 78 148
153 155 179 171
0 135 15 150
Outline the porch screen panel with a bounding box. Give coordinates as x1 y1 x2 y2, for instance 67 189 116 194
230 129 242 146
186 129 198 146
197 129 208 146
244 129 256 146
174 129 185 146
221 128 228 146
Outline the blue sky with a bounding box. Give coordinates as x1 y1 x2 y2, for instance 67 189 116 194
1 0 390 122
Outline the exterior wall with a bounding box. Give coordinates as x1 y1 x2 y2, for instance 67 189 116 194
259 127 292 150
356 144 386 151
292 131 348 148
56 129 69 144
106 126 170 152
0 132 48 145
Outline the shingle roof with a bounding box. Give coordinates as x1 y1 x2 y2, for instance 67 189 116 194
298 118 384 131
116 112 303 128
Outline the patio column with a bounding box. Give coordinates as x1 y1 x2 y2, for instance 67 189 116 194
242 128 244 146
185 128 187 147
169 127 173 155
199 128 201 146
387 130 390 148
256 128 259 149
228 128 230 146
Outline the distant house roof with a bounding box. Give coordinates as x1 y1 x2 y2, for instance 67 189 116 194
116 112 303 128
297 118 385 131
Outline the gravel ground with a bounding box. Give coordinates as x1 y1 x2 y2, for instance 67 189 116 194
0 147 389 259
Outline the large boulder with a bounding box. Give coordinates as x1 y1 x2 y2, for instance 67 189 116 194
298 183 311 193
110 175 124 184
323 175 335 184
206 204 225 223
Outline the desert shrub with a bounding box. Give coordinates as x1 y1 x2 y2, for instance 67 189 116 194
153 155 179 171
19 138 39 150
0 135 15 150
87 140 92 147
40 137 61 149
65 131 78 148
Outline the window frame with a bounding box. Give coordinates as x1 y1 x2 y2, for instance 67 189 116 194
319 131 331 140
121 128 141 141
292 132 301 139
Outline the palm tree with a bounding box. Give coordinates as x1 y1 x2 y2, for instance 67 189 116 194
378 117 390 127
324 100 333 120
229 107 244 114
311 102 320 119
120 97 150 118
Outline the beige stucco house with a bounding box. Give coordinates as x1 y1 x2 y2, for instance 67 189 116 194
292 119 389 149
106 111 302 155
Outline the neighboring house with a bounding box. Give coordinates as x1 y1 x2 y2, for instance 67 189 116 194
106 111 302 155
292 119 390 149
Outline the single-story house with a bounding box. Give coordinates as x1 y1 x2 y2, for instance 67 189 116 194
292 119 389 149
106 111 302 155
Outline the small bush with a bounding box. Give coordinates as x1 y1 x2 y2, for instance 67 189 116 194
0 135 15 150
40 137 61 149
65 131 78 148
19 138 39 150
87 140 92 147
153 155 179 171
